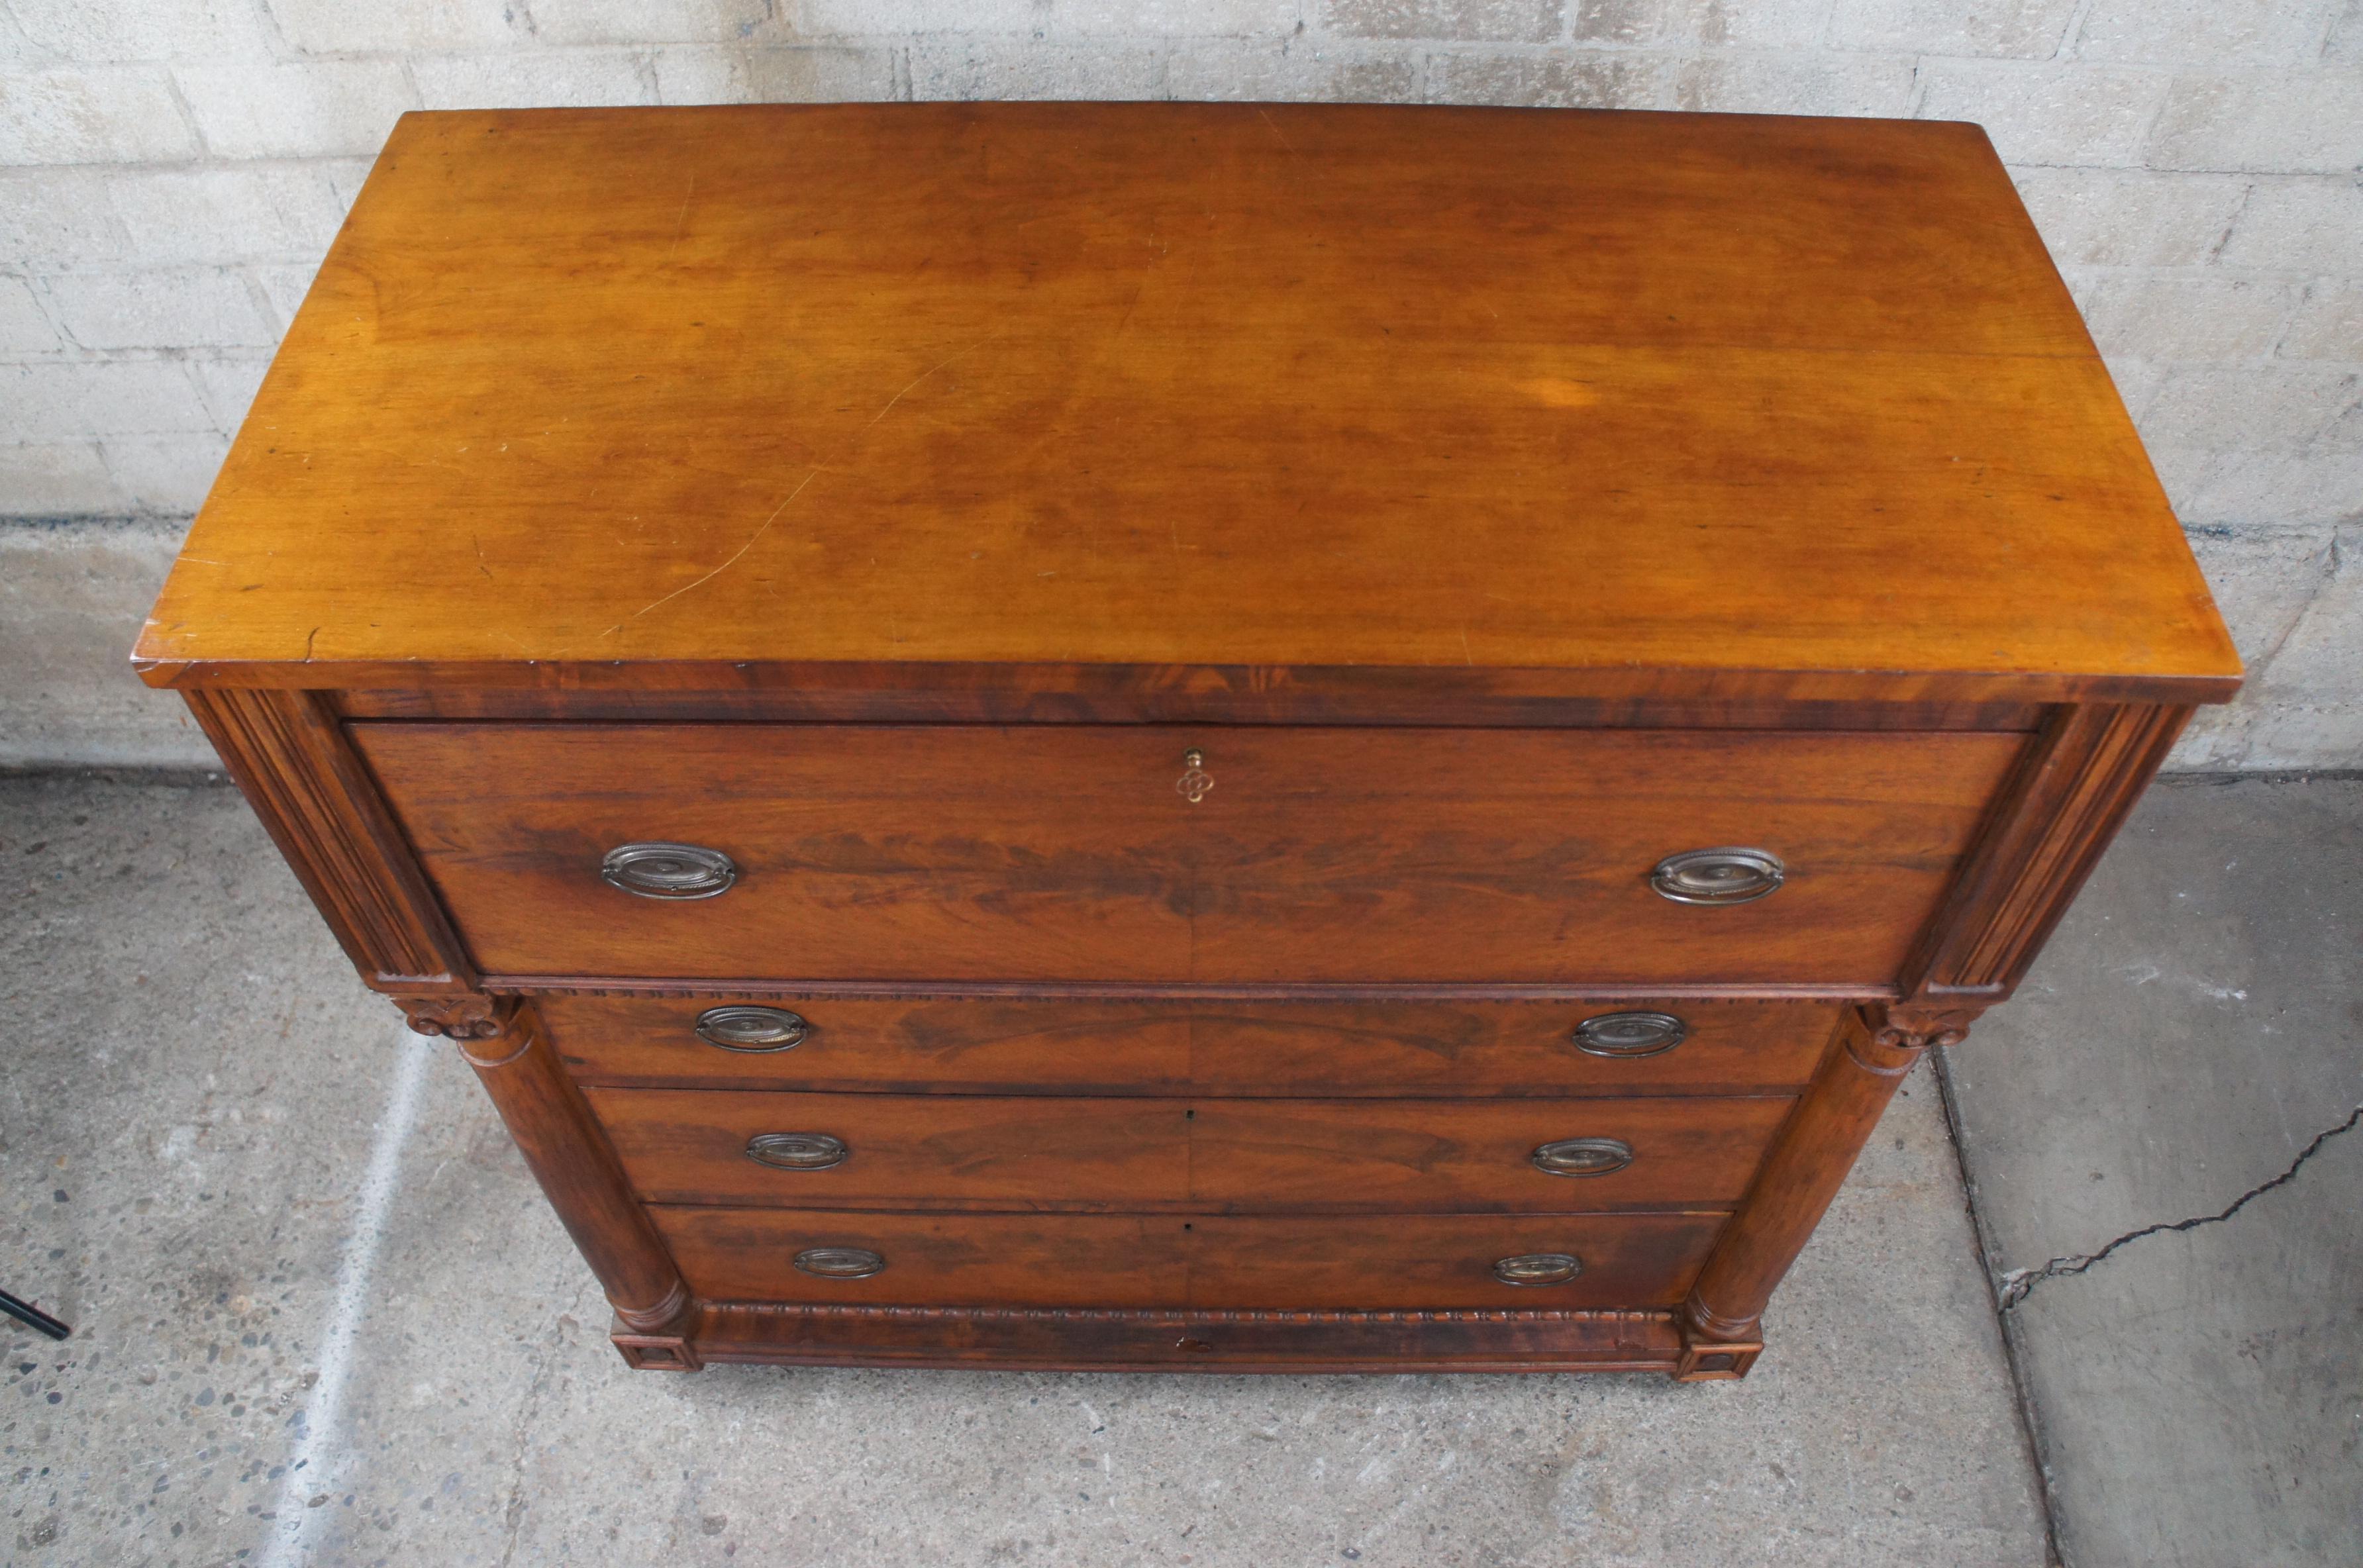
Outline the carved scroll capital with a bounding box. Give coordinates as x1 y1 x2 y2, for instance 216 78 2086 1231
392 991 517 1043
1848 1001 1983 1073
1868 1000 1982 1052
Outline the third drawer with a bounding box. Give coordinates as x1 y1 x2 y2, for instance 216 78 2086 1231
586 1086 1794 1211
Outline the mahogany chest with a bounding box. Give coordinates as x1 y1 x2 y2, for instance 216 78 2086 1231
136 103 2239 1378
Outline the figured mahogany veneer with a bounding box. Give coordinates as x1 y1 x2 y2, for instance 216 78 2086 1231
542 993 1840 1097
651 1208 1729 1312
140 104 2238 1379
589 1087 1792 1212
354 723 2021 985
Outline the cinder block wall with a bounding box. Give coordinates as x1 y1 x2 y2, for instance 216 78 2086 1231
3 1 2358 769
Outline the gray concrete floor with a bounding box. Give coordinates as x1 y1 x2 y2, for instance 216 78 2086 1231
1942 775 2363 1568
13 771 2350 1566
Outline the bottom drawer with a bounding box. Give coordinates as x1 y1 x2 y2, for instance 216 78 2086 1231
649 1206 1727 1310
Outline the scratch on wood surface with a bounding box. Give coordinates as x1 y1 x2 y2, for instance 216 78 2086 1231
596 339 996 640
664 172 696 260
1257 107 1300 159
603 466 821 636
861 336 997 436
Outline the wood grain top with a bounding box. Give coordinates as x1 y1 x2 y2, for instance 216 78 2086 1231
136 103 2238 701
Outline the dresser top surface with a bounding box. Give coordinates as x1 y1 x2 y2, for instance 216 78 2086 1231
137 103 2236 700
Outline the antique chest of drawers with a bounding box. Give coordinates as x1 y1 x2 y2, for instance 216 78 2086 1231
136 103 2239 1378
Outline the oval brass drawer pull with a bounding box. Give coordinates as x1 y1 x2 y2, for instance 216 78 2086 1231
793 1246 885 1279
1650 847 1784 905
1531 1137 1634 1177
1492 1251 1583 1286
601 841 737 899
695 1005 811 1052
1570 1010 1687 1057
745 1132 847 1170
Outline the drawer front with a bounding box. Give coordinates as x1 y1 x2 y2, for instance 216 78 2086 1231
547 993 1840 1095
591 1087 1185 1208
355 723 2023 985
651 1206 1725 1310
652 1208 1189 1309
589 1087 1788 1212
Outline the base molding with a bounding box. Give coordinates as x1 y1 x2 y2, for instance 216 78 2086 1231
613 1302 1720 1375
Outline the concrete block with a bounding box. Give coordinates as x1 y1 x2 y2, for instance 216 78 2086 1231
1429 51 1670 109
413 50 659 111
526 0 775 45
2072 0 2337 66
803 0 1295 36
1164 39 1423 102
0 360 216 443
2171 448 2363 530
1917 60 2171 166
2184 523 2336 668
99 432 232 513
908 39 1165 99
107 162 363 266
1574 0 1835 48
1670 53 1916 117
0 172 124 269
2144 72 2363 174
652 44 899 103
6 0 268 63
253 262 321 330
2217 175 2363 275
2097 353 2170 420
263 0 521 53
8 0 268 62
0 442 125 515
2173 523 2331 765
189 356 271 431
174 60 417 160
2331 0 2363 63
2009 167 2250 266
2278 279 2363 360
0 519 214 768
1827 0 2078 58
0 275 63 354
1319 0 1564 44
2238 522 2363 767
2072 273 2298 362
2137 364 2360 454
39 268 277 352
0 67 199 164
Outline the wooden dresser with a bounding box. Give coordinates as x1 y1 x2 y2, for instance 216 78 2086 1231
135 103 2239 1379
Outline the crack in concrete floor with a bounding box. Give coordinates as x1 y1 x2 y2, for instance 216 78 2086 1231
1995 1102 2363 1310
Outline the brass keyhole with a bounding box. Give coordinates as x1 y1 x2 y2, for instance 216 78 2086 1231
1176 747 1214 805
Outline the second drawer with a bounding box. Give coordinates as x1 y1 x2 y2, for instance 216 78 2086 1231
586 1087 1793 1212
547 993 1841 1096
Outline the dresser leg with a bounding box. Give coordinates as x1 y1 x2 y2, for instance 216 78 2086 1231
1675 1001 1976 1381
399 994 699 1369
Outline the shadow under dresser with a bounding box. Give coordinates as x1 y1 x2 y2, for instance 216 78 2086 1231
134 101 2240 1378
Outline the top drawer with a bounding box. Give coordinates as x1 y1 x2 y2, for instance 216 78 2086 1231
354 723 2023 985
